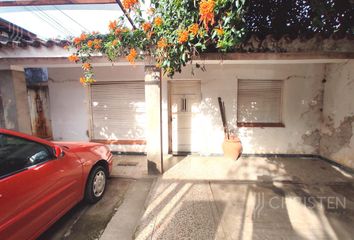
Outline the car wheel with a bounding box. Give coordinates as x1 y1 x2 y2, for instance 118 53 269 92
84 165 107 204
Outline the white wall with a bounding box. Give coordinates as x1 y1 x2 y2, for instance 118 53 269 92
48 67 89 141
47 62 354 163
320 60 354 168
48 65 146 152
162 63 325 155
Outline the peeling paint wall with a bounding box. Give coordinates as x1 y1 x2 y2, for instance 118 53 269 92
162 64 325 155
320 60 354 169
27 86 53 139
0 70 31 134
12 70 32 134
0 94 5 128
0 71 18 130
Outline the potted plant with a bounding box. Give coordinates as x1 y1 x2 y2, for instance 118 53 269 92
218 97 242 160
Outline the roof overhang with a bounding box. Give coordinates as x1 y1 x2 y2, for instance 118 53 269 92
1 46 353 69
195 52 354 64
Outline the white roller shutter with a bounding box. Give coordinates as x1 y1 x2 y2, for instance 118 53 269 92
237 80 283 123
90 82 146 141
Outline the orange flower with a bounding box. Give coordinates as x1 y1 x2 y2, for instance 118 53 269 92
93 39 102 49
87 40 93 48
199 0 215 31
178 30 189 44
63 45 69 50
73 37 81 45
122 0 138 10
80 33 87 41
142 22 152 32
112 39 119 46
154 17 163 27
109 20 118 30
126 48 137 64
157 38 168 49
82 63 91 70
80 77 86 84
68 54 79 62
215 27 224 36
188 23 199 36
115 28 122 35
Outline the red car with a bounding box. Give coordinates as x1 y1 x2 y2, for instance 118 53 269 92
0 128 113 240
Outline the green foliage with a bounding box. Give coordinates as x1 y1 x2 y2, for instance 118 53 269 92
69 0 247 82
150 0 246 76
69 0 353 83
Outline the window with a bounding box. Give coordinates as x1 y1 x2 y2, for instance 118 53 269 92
0 134 53 178
237 80 284 127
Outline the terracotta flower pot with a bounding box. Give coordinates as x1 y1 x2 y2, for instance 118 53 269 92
222 136 243 160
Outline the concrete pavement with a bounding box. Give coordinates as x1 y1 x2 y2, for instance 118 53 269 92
38 178 132 240
100 178 155 240
39 155 151 240
134 156 354 240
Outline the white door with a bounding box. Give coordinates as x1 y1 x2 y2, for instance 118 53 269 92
170 81 201 153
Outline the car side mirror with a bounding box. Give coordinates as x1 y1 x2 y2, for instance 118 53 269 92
53 145 64 158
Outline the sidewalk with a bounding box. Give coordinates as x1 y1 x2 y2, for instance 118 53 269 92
100 178 155 240
134 156 354 240
100 155 155 240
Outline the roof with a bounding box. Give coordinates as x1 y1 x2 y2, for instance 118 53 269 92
235 33 354 53
0 17 37 42
0 38 70 49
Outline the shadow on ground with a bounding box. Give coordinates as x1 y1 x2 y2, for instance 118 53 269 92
134 156 354 240
38 178 132 240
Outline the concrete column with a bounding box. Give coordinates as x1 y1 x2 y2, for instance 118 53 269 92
0 70 31 134
145 66 163 174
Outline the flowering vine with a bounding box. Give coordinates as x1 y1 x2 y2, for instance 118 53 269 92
122 0 139 10
68 0 247 85
199 0 216 30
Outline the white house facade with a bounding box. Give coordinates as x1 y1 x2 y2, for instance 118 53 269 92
1 39 354 173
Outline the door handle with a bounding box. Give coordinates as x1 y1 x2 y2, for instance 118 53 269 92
180 98 188 112
181 98 187 112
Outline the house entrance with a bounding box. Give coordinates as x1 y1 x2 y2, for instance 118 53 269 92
169 81 201 154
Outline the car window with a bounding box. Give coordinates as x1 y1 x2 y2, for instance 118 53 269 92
0 133 53 178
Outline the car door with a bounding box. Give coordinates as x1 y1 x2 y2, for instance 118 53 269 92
0 133 82 240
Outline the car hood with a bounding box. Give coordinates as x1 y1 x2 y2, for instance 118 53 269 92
52 141 103 150
52 141 112 161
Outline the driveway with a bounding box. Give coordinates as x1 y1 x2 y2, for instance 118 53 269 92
134 156 354 240
38 155 147 240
